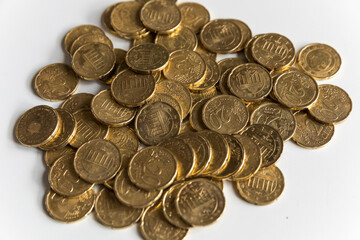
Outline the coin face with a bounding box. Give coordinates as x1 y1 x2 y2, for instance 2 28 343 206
235 165 285 205
189 98 209 132
178 2 210 34
191 87 218 104
190 55 220 92
155 27 198 53
74 139 122 183
218 57 247 74
70 33 113 56
34 63 79 101
107 126 139 153
45 145 75 167
298 43 341 80
61 93 94 113
229 19 252 51
196 41 217 61
202 95 249 134
308 84 352 124
148 93 183 119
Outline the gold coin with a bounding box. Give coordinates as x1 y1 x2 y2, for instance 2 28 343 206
218 68 233 95
179 121 196 134
128 146 177 190
111 69 156 107
148 93 183 119
189 98 209 132
242 124 283 167
229 19 252 51
132 32 156 47
34 63 79 101
102 3 119 35
91 89 136 126
190 55 220 92
70 33 113 56
95 188 144 228
135 102 181 145
251 33 295 70
218 57 247 74
178 2 210 34
235 165 285 205
114 169 163 208
140 0 182 34
72 43 116 81
126 43 169 74
191 86 218 104
202 95 249 134
155 27 198 53
297 43 341 80
64 25 104 54
100 48 129 85
244 34 264 63
227 63 272 102
200 19 242 54
176 178 225 226
206 177 224 190
195 41 217 61
163 49 206 88
250 102 296 141
140 202 188 240
45 188 95 222
292 111 334 149
16 105 61 147
45 145 75 167
74 139 122 183
106 126 139 153
61 93 94 113
69 109 109 148
308 84 352 124
49 153 94 197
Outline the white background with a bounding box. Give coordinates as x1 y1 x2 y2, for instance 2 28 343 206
1 0 359 239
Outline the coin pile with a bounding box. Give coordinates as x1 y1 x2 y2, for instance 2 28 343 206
15 0 352 239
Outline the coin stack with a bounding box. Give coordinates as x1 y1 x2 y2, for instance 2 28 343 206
14 0 352 239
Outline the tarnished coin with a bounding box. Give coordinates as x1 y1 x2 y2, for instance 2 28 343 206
133 32 156 46
229 19 252 51
107 126 139 153
298 43 341 80
235 165 285 205
95 188 144 228
308 84 352 124
292 111 334 149
218 68 233 95
196 41 217 61
202 95 249 134
189 98 209 132
135 102 181 145
148 93 183 119
178 2 210 34
190 55 220 92
34 63 79 101
128 146 177 190
218 57 247 74
155 27 197 53
70 33 113 56
64 25 104 54
45 189 95 223
191 87 218 104
74 139 121 183
45 145 75 167
102 3 120 35
61 93 94 113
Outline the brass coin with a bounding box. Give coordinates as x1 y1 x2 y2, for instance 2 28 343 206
114 169 163 208
61 93 94 113
34 63 79 101
196 41 217 61
45 189 95 222
179 121 196 134
111 69 156 107
101 48 129 85
176 178 225 226
95 188 144 228
70 33 113 56
69 109 109 148
308 84 352 124
155 27 198 53
190 55 220 92
74 139 122 183
72 43 116 81
133 32 156 46
49 153 94 197
140 0 182 34
178 2 210 34
45 145 75 167
128 146 177 190
218 68 233 95
16 105 61 147
202 95 249 134
148 93 183 119
218 57 247 74
235 165 285 206
64 25 104 54
135 102 181 145
229 19 252 51
206 177 224 190
91 89 136 126
107 126 139 153
126 43 169 74
292 111 334 149
298 43 341 80
189 98 209 132
102 3 120 35
244 34 263 63
242 124 283 167
191 86 218 104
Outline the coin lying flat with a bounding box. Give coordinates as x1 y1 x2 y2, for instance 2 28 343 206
190 55 220 92
244 34 263 63
189 98 209 132
106 126 139 153
133 32 156 46
102 3 119 35
61 93 94 113
155 27 198 53
45 145 75 167
70 33 113 56
191 86 218 104
218 57 247 74
178 2 210 34
196 41 217 61
64 25 104 54
148 93 183 119
218 68 233 95
230 19 252 51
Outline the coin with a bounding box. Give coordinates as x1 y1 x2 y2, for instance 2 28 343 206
95 188 144 228
147 93 183 119
190 55 220 92
218 57 247 74
61 93 94 113
178 2 210 34
155 27 198 53
106 126 139 153
102 3 119 35
229 19 252 51
292 111 335 149
16 105 61 147
235 165 284 205
308 84 352 124
189 98 209 132
133 32 156 46
64 25 104 54
128 146 177 190
114 48 129 73
70 33 113 56
202 95 249 134
74 139 121 183
196 41 217 61
45 145 75 167
297 43 341 80
191 87 218 104
244 34 263 63
34 63 79 101
218 68 233 95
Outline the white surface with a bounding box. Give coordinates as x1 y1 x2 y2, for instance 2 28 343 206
0 0 359 239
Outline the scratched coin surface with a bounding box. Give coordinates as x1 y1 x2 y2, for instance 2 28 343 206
176 178 225 226
298 43 341 80
202 95 249 134
218 57 247 74
61 93 94 113
34 63 79 101
155 27 197 53
178 2 210 33
45 189 95 223
235 165 284 205
148 93 183 119
70 33 113 56
45 145 75 167
128 146 177 190
64 25 104 54
95 188 144 228
308 84 352 124
230 19 252 51
190 55 220 92
74 139 121 183
189 98 209 132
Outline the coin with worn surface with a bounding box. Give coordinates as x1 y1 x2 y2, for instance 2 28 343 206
34 63 79 101
298 43 341 80
148 93 183 119
178 2 210 34
235 165 284 205
218 68 233 95
16 105 60 147
230 19 252 51
189 98 209 132
61 93 94 113
70 33 113 56
202 95 249 134
191 87 218 104
45 189 95 222
95 188 144 228
102 3 119 35
107 126 139 153
190 55 220 92
155 27 197 53
218 57 247 74
308 84 352 124
292 111 334 149
196 41 217 61
64 25 104 54
45 145 75 167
